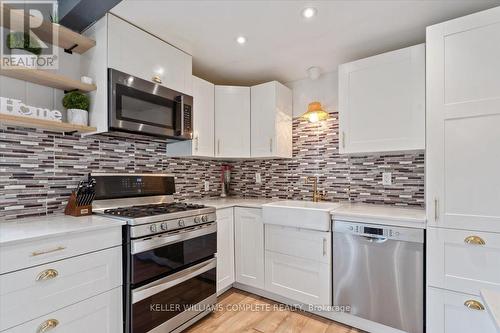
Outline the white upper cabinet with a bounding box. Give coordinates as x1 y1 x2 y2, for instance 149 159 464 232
426 7 500 233
167 76 215 157
107 14 192 95
251 81 293 158
214 86 251 158
338 44 425 154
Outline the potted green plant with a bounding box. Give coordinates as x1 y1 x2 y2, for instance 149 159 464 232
7 32 42 67
63 92 90 126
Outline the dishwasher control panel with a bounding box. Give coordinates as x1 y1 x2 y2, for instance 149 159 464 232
333 220 424 243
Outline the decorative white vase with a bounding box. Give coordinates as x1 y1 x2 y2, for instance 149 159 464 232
67 109 88 126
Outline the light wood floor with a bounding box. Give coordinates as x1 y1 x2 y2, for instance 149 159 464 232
184 289 363 333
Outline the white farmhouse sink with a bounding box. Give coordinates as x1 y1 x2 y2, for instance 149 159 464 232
262 200 343 231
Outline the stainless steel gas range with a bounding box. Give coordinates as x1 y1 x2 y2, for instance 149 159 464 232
92 174 217 333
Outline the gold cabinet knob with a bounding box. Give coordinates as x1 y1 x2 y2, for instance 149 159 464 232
464 235 486 245
152 75 162 84
36 269 59 281
37 319 59 333
464 300 485 311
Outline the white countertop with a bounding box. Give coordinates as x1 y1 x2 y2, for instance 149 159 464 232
0 214 125 246
188 197 276 209
481 289 500 331
332 203 426 229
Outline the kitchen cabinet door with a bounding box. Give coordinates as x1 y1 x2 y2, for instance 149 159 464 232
216 208 235 294
107 14 191 94
234 208 264 289
264 225 331 305
0 247 122 331
4 287 122 333
214 86 251 158
426 7 500 232
338 44 425 154
427 287 497 333
251 81 293 158
167 76 215 157
427 227 500 296
265 251 330 305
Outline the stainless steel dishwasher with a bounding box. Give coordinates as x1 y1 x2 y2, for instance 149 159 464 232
333 220 424 333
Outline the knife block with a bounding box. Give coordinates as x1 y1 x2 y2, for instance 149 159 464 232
64 192 92 217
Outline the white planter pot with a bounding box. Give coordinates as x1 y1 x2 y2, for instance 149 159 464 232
67 109 88 126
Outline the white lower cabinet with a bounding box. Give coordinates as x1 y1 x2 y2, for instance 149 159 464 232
234 207 265 289
4 287 122 333
0 247 122 331
427 227 500 296
427 287 497 333
216 208 235 294
265 251 330 305
0 225 123 332
264 225 331 305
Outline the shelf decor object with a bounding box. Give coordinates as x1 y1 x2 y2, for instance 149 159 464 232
0 97 62 121
0 3 96 54
0 66 97 92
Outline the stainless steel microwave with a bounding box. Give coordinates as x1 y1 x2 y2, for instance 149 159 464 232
108 68 193 140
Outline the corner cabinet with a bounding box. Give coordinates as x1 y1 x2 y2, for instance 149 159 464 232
214 86 251 158
234 207 265 289
167 76 215 157
251 81 293 158
338 44 425 154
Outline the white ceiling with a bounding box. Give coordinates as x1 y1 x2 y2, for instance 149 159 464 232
111 0 499 85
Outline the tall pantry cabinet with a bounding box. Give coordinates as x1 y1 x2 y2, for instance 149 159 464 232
426 6 500 333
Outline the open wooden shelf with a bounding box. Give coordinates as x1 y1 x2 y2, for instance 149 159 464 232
0 3 96 54
0 65 97 92
0 114 97 133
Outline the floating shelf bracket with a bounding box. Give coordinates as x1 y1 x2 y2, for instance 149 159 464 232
64 44 79 54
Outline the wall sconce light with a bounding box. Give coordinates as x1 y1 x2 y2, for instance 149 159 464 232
302 101 329 123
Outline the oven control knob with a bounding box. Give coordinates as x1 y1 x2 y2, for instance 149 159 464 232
178 219 185 227
160 223 168 231
150 224 157 233
194 216 201 224
201 215 208 222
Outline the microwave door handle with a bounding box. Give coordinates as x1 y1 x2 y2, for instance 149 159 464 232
132 258 216 304
175 95 184 137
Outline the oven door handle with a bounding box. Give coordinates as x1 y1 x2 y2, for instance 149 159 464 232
131 223 217 254
132 258 216 304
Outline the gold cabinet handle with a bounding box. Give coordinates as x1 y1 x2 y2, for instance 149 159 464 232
37 319 59 333
464 300 485 311
464 236 486 245
36 269 59 281
152 75 162 84
31 246 66 257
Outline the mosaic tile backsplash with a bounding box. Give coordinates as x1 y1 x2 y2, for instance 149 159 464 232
230 113 425 206
0 112 424 221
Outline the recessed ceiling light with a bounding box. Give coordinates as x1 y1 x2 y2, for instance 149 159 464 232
302 7 317 19
236 36 247 45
